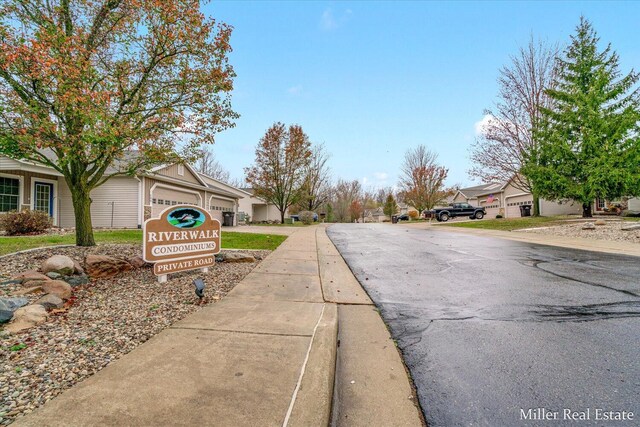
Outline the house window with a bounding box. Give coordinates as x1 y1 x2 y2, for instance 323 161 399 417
0 177 20 212
177 164 185 176
596 198 605 210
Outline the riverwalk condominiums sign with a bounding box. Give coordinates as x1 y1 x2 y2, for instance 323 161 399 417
143 205 221 279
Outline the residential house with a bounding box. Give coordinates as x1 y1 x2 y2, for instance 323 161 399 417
453 180 582 218
0 154 241 228
363 207 389 223
238 188 287 223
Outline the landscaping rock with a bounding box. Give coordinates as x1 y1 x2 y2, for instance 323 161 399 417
0 297 29 323
73 259 85 275
128 255 151 269
21 279 50 288
11 270 50 284
45 272 62 280
220 252 256 263
12 286 44 296
621 223 640 231
0 279 22 286
65 274 90 287
41 255 75 275
594 219 606 226
4 304 48 333
86 255 133 278
41 280 73 300
582 223 596 230
35 294 64 310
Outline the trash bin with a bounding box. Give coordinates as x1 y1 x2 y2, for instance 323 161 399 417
519 205 532 217
391 215 398 224
222 211 235 226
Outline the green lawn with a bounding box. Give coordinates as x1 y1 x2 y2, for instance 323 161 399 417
438 216 571 231
0 230 286 256
250 222 310 227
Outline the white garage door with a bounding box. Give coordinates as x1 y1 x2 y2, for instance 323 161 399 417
152 188 199 217
208 197 235 224
506 195 533 218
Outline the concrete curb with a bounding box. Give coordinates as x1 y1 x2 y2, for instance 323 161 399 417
285 303 338 426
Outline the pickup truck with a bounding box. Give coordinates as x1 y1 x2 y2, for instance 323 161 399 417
425 203 485 222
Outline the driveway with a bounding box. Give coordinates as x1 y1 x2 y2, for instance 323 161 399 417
327 223 640 427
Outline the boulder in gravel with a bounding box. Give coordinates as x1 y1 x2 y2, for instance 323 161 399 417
621 223 640 231
41 255 75 275
220 252 256 263
86 255 133 278
582 223 596 230
41 280 73 300
12 286 45 296
65 274 90 287
22 279 50 288
46 272 62 280
5 304 48 333
0 297 29 323
73 259 85 275
35 294 64 310
11 270 50 284
594 219 606 226
128 255 152 269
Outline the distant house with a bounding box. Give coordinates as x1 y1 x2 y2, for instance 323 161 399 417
0 154 241 228
364 207 389 223
237 188 287 223
452 180 582 218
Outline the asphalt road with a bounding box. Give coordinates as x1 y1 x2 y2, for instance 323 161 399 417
327 224 640 427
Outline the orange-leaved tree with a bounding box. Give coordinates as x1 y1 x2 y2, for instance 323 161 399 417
399 145 449 214
0 0 237 246
245 123 312 223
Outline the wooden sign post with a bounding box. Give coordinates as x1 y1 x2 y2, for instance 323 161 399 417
143 205 221 282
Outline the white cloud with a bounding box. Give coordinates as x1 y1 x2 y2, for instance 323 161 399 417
474 114 495 136
373 172 388 181
319 8 352 31
287 85 303 96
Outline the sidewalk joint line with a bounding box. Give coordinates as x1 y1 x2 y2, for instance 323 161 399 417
169 327 313 338
282 303 326 427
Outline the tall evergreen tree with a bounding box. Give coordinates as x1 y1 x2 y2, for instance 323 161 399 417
525 18 640 217
383 194 397 218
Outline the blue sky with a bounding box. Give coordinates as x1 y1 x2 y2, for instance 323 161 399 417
203 1 640 189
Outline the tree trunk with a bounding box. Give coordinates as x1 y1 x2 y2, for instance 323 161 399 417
71 186 96 246
532 193 541 217
582 202 593 218
280 210 285 224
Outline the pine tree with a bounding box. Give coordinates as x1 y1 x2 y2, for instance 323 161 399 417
383 194 397 218
525 17 640 217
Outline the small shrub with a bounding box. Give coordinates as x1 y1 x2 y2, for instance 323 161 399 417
0 210 52 235
495 214 503 219
299 211 315 225
622 210 640 218
408 210 419 219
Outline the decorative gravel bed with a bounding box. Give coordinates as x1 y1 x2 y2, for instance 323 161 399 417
518 220 640 243
0 244 267 425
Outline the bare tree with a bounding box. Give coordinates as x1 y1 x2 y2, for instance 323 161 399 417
331 179 362 223
469 38 558 216
297 144 332 212
398 145 449 214
195 146 231 183
245 123 312 223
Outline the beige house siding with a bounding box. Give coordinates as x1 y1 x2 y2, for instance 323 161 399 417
453 192 468 203
539 199 581 216
155 164 201 185
58 177 139 228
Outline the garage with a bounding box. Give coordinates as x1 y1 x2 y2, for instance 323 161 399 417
506 195 533 218
151 187 200 217
480 201 502 219
208 196 235 224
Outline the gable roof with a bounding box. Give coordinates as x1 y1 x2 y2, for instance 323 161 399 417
457 183 503 199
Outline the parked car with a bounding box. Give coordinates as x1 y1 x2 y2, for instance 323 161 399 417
396 214 410 221
425 203 486 222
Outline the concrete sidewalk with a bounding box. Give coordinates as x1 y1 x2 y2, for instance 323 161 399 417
14 225 423 427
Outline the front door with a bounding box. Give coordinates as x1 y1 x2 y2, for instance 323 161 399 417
34 182 54 217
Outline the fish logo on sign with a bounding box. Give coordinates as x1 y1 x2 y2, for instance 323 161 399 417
167 207 205 229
